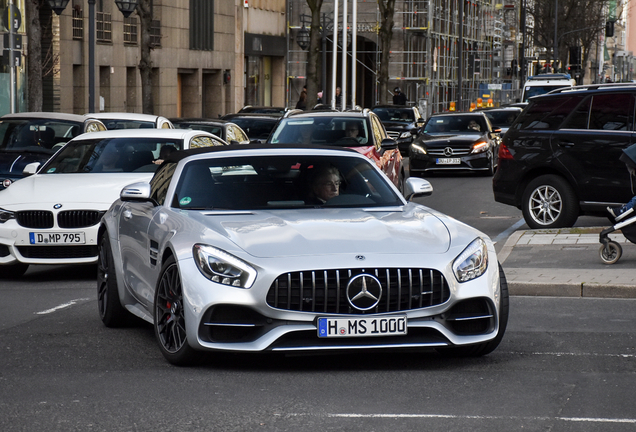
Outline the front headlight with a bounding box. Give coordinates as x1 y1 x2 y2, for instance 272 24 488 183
471 140 489 154
452 238 488 282
399 131 412 139
0 207 15 223
410 143 427 154
193 244 257 288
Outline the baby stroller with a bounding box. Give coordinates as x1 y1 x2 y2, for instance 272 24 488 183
599 143 636 264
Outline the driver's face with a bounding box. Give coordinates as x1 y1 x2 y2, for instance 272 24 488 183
346 125 359 137
313 173 340 201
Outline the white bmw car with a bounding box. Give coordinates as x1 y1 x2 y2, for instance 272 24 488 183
0 129 228 277
97 144 509 365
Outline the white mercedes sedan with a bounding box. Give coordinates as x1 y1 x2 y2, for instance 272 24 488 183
97 144 509 365
0 129 227 277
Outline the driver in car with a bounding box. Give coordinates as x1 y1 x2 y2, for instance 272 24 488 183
307 165 341 204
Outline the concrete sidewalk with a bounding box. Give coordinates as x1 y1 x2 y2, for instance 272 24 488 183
498 227 636 298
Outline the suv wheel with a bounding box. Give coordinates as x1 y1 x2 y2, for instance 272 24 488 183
522 174 579 229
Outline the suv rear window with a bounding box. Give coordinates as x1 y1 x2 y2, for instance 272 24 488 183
513 96 584 131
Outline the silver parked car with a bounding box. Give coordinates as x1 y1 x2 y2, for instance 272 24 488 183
98 144 509 365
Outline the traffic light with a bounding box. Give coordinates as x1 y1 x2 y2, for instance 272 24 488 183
606 20 615 37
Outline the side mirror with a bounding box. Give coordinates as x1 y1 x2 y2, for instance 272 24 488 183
380 138 398 150
23 162 41 176
121 182 152 202
403 177 433 201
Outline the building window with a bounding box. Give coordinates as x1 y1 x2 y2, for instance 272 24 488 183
72 7 83 40
123 16 138 45
96 12 112 43
190 0 213 50
150 20 162 47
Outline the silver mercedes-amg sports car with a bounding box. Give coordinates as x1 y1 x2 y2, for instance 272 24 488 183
98 144 508 365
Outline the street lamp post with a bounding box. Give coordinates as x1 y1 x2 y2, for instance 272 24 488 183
48 0 138 112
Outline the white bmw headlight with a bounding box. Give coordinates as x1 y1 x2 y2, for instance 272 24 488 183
193 244 257 288
452 238 488 282
0 207 15 223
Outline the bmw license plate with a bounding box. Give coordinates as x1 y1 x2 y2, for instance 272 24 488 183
29 232 86 245
317 315 407 338
436 158 461 165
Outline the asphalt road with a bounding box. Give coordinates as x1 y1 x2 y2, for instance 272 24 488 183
1 174 634 431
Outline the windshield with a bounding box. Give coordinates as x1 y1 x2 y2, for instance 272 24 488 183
174 123 223 138
42 137 184 174
269 117 371 147
226 118 277 141
483 110 520 127
371 107 415 123
522 84 570 102
423 115 486 133
172 155 403 210
99 119 156 129
0 119 84 154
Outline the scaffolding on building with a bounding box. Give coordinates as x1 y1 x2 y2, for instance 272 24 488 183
286 0 523 114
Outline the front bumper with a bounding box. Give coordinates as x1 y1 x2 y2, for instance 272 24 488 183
176 249 503 354
409 151 492 174
0 220 100 265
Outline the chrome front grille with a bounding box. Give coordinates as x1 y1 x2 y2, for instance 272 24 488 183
266 268 449 314
58 210 103 228
16 211 54 229
428 148 470 156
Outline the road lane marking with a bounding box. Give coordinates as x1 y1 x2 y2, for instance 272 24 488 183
326 413 636 423
36 298 90 315
493 218 526 244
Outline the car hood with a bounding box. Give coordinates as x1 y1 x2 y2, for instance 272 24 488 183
418 133 485 146
0 150 53 177
0 173 154 208
190 204 453 258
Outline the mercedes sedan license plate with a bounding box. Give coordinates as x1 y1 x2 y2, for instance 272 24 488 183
317 315 407 338
29 232 86 245
436 158 461 165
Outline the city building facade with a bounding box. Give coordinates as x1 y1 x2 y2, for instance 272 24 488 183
0 0 286 117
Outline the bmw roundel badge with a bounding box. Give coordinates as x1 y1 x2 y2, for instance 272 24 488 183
53 203 63 209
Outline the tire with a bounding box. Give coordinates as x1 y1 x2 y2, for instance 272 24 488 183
480 154 495 177
522 174 579 229
436 263 509 357
0 263 29 279
599 242 622 265
154 256 201 366
97 232 133 327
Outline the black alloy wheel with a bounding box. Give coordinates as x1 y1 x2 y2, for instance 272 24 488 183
154 255 201 365
97 232 132 327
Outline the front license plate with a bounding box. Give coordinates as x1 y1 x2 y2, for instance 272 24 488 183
317 315 407 338
436 157 461 165
29 232 86 245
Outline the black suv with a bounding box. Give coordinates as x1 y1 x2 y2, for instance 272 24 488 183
493 83 636 229
370 105 425 155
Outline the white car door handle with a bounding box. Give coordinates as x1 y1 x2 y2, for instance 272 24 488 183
123 210 132 220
